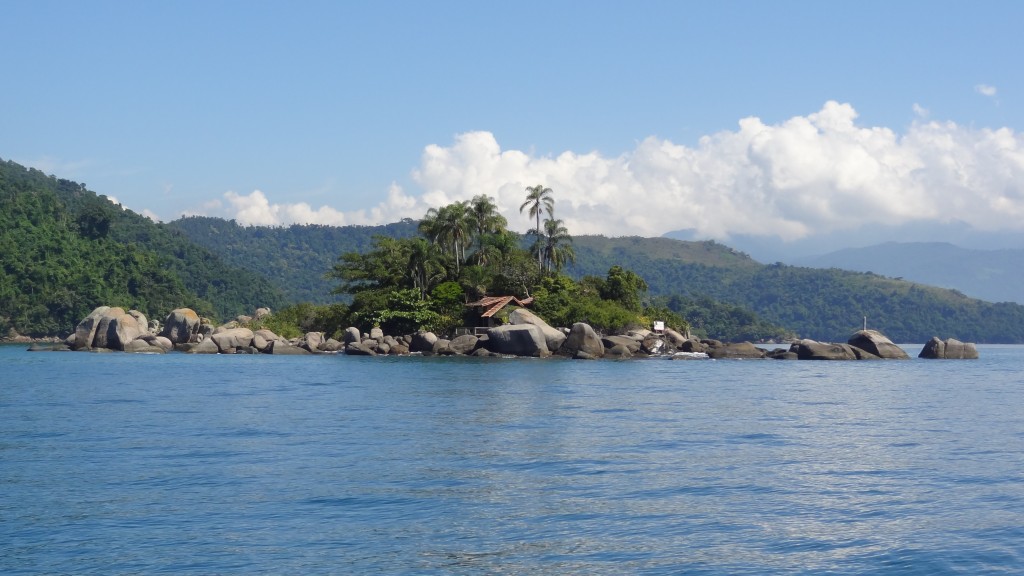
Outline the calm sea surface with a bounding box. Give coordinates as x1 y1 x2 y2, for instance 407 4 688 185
2 344 1023 574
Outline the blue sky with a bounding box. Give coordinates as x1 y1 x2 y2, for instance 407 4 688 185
3 1 1022 254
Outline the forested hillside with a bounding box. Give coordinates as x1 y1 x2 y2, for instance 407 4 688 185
0 159 284 336
167 216 420 304
170 217 1024 343
571 237 1024 342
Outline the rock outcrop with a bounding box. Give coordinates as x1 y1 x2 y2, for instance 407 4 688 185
560 322 605 358
160 308 201 344
508 308 566 353
919 337 979 359
848 330 909 359
486 324 550 357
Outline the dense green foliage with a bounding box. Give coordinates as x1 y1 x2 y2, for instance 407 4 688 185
0 159 285 336
570 237 1024 342
326 190 669 335
168 216 420 304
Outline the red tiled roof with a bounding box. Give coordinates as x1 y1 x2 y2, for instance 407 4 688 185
466 295 533 318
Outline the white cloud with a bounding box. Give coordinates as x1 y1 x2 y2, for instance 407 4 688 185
207 101 1024 244
912 103 929 118
141 209 161 222
976 84 998 97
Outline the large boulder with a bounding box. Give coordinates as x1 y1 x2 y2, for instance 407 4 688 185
919 337 979 359
72 306 111 350
640 335 666 355
267 340 311 355
410 331 438 353
508 308 566 353
794 339 858 360
183 339 220 354
706 341 766 359
304 332 325 352
91 307 126 349
128 310 149 335
108 312 144 351
486 324 550 357
210 327 254 353
448 334 480 355
135 334 173 352
560 322 604 358
603 335 641 353
664 328 688 348
345 342 377 356
160 308 201 344
341 326 361 345
848 330 909 359
123 339 166 354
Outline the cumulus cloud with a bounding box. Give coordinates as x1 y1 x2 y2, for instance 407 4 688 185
211 101 1024 244
213 185 426 227
976 84 998 97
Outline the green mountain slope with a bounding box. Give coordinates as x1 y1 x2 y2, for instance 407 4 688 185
166 216 421 304
571 237 1024 342
0 159 285 336
167 218 1024 343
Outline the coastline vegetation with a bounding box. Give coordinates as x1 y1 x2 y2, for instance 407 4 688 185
7 155 1024 343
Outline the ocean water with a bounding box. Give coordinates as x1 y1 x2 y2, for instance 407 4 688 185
1 344 1023 575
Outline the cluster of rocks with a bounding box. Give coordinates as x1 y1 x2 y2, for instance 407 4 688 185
339 308 694 359
61 306 322 355
49 305 979 361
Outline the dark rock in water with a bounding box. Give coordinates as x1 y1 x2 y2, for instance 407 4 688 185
706 342 766 359
183 339 219 354
389 344 410 355
679 339 709 353
448 334 480 355
606 344 633 358
602 335 640 353
267 341 311 355
848 330 908 359
27 343 70 352
794 340 857 360
344 342 377 356
919 337 979 359
766 348 798 360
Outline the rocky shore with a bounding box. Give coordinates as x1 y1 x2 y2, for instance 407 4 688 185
26 305 979 360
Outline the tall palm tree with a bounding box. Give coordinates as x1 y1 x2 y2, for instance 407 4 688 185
419 201 472 275
406 238 443 299
467 194 508 263
539 217 575 273
520 184 554 266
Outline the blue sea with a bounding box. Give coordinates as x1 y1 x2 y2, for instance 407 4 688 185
2 344 1023 575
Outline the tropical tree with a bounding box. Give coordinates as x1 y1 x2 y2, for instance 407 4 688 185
419 201 472 274
538 217 575 273
520 184 554 266
467 194 507 262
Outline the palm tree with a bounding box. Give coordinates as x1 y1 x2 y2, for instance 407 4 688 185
406 238 443 299
467 194 508 263
419 201 472 275
520 185 554 266
539 217 575 273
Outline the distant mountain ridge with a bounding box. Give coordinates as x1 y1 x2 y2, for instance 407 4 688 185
793 242 1024 304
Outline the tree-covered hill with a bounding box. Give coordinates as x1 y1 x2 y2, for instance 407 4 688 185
167 217 1024 343
0 159 284 336
167 216 420 304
